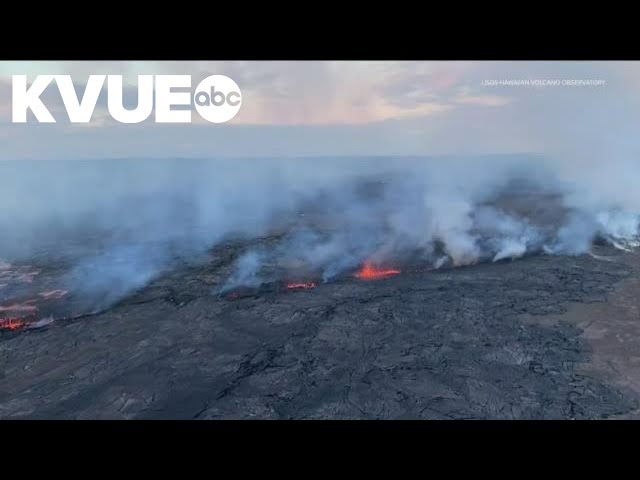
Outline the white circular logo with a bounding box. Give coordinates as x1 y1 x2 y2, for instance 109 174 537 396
193 75 242 123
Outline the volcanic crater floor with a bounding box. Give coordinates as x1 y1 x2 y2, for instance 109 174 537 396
2 243 640 419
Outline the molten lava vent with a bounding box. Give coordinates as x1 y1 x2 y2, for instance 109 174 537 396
354 262 401 280
0 289 68 333
0 317 27 331
0 301 39 331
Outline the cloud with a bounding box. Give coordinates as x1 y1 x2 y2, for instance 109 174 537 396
0 61 639 160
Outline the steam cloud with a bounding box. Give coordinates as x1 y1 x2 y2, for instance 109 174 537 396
220 156 640 291
1 153 638 309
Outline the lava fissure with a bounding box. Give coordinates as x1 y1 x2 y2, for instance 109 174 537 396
354 262 401 280
0 317 27 330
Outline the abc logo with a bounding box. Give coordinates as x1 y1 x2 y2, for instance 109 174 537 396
193 75 242 123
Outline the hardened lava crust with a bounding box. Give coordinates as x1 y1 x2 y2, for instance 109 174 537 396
2 240 640 420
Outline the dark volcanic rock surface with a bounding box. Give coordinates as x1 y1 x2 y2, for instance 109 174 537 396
1 244 638 419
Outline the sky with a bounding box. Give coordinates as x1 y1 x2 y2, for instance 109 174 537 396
0 61 639 160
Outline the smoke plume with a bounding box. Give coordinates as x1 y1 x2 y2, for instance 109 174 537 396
0 153 639 308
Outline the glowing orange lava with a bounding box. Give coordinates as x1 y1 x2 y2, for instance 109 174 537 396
354 262 401 280
287 282 316 290
0 318 27 330
0 300 41 331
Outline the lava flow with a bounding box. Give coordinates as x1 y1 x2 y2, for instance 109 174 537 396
354 262 401 280
0 299 47 331
286 281 316 290
0 317 27 330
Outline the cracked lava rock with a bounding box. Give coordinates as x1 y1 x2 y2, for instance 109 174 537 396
2 239 640 419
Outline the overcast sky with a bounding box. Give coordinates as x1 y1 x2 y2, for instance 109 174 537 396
0 61 638 160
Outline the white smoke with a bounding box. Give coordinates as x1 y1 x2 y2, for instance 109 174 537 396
221 156 640 291
596 210 640 250
221 251 265 291
1 153 639 303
